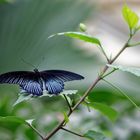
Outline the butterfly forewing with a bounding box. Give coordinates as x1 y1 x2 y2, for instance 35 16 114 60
0 71 33 84
41 70 84 82
0 71 43 96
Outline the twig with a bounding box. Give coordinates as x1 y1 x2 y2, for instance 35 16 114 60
84 100 91 112
61 127 84 137
101 68 117 79
128 42 140 47
27 124 45 140
44 119 66 140
63 94 72 112
102 79 140 110
99 44 110 63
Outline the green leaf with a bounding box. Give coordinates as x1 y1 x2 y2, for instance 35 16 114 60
122 5 139 30
87 102 118 122
60 90 78 96
107 64 140 77
26 119 34 125
63 112 69 123
49 32 101 46
84 130 106 140
13 90 78 106
0 116 28 125
13 94 33 106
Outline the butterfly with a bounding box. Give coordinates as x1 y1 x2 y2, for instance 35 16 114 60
0 69 84 96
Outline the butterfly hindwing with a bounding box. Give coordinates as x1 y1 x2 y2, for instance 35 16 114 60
20 81 43 96
46 80 64 95
41 70 84 94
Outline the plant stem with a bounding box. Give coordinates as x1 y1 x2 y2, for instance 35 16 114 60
63 94 72 112
84 100 91 112
44 36 133 140
99 44 110 63
28 124 45 140
61 127 84 137
128 42 140 47
109 35 132 64
102 79 140 110
101 68 117 79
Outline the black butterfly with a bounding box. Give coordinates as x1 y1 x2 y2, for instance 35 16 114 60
0 69 84 96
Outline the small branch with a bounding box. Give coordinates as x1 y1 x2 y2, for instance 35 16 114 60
128 42 140 47
109 35 132 64
84 100 91 112
101 68 117 79
110 44 127 64
102 78 140 110
99 44 110 63
28 124 45 140
44 119 66 140
61 127 84 137
72 76 102 111
63 94 72 112
130 28 133 37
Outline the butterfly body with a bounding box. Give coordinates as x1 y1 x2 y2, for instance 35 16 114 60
0 69 84 96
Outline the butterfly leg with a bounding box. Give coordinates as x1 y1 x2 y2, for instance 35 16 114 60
19 86 30 95
32 92 43 97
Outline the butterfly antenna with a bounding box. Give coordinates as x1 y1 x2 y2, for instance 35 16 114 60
21 58 37 69
36 56 46 69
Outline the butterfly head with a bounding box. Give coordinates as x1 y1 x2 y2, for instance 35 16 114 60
34 68 39 73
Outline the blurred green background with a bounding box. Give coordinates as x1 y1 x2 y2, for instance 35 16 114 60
0 0 140 140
